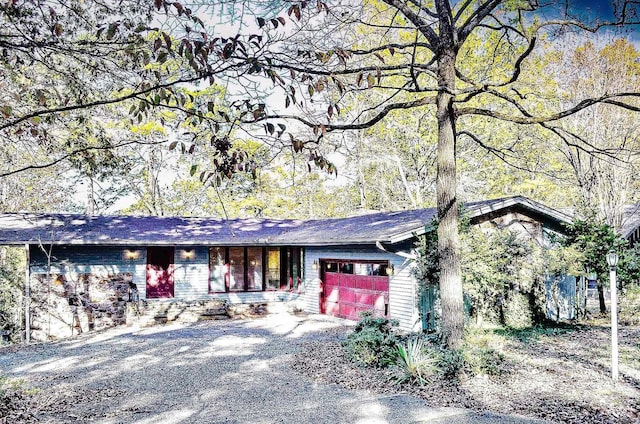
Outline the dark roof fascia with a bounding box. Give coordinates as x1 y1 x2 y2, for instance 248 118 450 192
387 196 573 244
20 240 385 248
466 196 573 233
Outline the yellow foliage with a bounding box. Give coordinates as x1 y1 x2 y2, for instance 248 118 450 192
130 121 166 135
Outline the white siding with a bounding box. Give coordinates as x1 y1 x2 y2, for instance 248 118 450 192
173 247 209 299
302 246 420 332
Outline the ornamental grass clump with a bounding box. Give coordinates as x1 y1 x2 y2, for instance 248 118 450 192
342 311 399 368
393 337 437 385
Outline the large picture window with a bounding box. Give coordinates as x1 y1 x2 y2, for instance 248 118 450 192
209 246 302 293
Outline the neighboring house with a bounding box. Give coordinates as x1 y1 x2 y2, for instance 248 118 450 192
0 196 572 338
622 204 640 246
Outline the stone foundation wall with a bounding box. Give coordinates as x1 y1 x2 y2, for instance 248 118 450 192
29 272 135 341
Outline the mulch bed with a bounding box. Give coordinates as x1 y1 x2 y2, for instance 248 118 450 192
291 325 640 424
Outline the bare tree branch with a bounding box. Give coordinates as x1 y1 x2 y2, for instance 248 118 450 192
0 139 169 178
457 93 640 123
382 0 438 49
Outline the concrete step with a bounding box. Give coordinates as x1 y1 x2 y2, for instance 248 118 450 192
127 299 230 326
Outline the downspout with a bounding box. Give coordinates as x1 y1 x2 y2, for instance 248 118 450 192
24 243 30 343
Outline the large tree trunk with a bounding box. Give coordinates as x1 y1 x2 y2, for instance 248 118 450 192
436 47 464 349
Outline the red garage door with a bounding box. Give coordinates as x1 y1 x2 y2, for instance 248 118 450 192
320 261 391 320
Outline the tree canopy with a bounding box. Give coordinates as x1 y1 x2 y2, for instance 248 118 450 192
2 0 640 347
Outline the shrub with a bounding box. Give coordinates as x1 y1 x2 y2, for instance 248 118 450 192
434 330 507 378
504 292 533 329
393 337 437 385
436 347 466 378
620 285 640 325
342 312 399 368
461 344 505 376
0 374 37 423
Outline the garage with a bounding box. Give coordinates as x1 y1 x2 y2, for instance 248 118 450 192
320 260 391 320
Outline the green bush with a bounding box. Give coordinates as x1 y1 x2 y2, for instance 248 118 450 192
436 347 466 378
620 285 640 325
342 312 399 368
461 344 505 376
434 330 507 378
504 292 533 329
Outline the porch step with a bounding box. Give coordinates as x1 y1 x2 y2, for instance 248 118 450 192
127 299 231 326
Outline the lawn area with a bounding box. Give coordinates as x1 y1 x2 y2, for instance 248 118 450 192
292 323 640 424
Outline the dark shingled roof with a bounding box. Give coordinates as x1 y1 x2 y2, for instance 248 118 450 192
0 196 572 247
622 204 640 241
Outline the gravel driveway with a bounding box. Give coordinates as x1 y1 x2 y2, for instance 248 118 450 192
1 313 546 423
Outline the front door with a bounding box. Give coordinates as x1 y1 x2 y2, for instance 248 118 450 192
146 247 175 298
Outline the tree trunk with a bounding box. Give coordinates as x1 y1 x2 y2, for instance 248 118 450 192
86 175 96 216
597 280 606 313
436 47 464 349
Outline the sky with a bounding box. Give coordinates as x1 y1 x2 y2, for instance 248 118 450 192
559 0 640 40
569 0 615 17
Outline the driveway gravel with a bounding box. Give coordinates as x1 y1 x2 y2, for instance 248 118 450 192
1 313 546 423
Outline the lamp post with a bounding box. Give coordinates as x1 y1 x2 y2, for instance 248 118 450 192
606 250 619 382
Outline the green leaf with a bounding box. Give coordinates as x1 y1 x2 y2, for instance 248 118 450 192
189 164 198 176
367 73 375 88
0 106 12 118
106 23 118 40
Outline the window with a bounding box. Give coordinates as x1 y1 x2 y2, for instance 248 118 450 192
321 260 389 276
209 246 303 293
228 247 245 291
339 263 353 274
247 247 263 291
266 248 280 290
324 262 338 273
355 263 372 276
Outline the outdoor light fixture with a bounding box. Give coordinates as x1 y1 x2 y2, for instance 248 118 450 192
125 250 140 260
607 249 619 382
312 259 319 270
387 264 395 276
182 249 195 260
